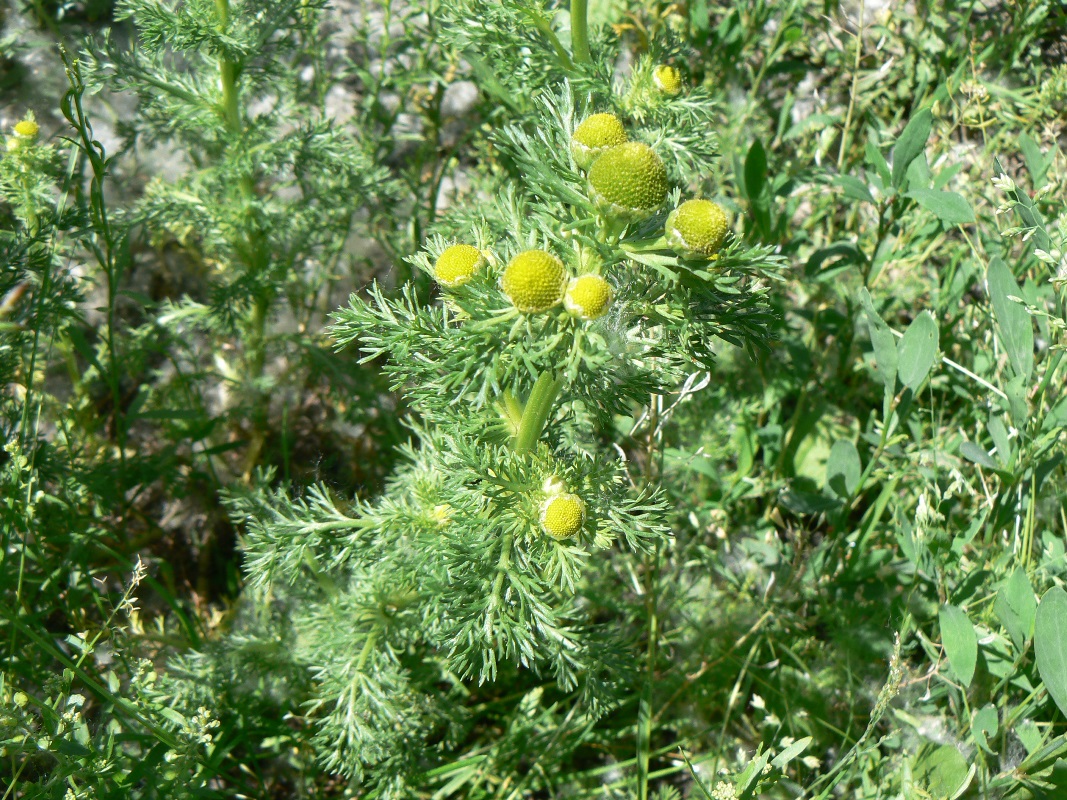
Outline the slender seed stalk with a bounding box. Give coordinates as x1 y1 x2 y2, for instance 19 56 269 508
571 0 591 65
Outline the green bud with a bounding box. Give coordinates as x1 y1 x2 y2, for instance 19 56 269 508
571 113 628 171
665 199 730 259
652 65 683 96
564 275 613 320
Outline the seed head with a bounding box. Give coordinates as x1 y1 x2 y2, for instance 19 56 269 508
588 142 669 217
653 65 683 95
540 492 586 539
434 243 484 288
564 275 613 320
665 199 731 259
13 119 39 139
571 112 628 170
501 250 567 313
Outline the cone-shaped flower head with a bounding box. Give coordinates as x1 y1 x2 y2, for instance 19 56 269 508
501 249 567 313
540 492 586 539
571 112 628 170
434 243 484 288
13 119 39 139
653 65 683 95
564 275 613 320
588 142 669 217
665 199 731 259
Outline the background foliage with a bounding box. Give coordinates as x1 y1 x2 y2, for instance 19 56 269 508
2 0 1067 797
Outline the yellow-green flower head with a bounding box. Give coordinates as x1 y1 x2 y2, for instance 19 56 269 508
665 199 731 259
540 492 586 539
653 65 683 96
501 249 567 313
564 274 613 320
571 112 628 171
14 119 39 139
434 243 484 288
588 142 669 217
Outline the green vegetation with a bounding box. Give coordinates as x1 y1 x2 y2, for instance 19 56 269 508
3 0 1067 798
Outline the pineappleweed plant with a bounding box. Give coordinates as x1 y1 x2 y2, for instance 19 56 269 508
228 3 787 794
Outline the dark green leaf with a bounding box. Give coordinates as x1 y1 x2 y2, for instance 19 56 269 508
995 568 1037 652
865 139 891 188
744 138 767 201
826 439 862 497
859 288 898 388
835 174 874 204
940 604 977 687
960 441 997 470
892 108 932 188
988 257 1034 383
906 189 975 225
915 744 971 799
972 705 998 754
897 311 939 390
1036 587 1067 718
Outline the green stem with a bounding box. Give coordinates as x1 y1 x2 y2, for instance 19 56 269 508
637 571 658 800
216 0 274 476
570 0 591 65
513 371 563 453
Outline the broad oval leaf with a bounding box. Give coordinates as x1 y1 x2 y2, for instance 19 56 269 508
892 108 933 188
988 257 1034 383
1035 587 1067 719
826 439 862 497
940 604 978 687
971 705 998 754
906 189 975 225
898 312 939 391
859 288 898 387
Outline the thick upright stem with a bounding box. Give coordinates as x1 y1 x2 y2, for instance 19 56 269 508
513 371 563 454
216 0 273 476
570 0 591 65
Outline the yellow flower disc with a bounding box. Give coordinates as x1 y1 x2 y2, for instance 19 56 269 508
665 199 731 259
571 112 628 170
653 65 683 96
13 119 39 139
564 275 613 320
434 243 484 288
588 142 669 217
540 492 586 539
501 250 567 313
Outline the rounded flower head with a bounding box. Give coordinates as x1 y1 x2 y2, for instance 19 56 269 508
665 199 731 259
653 65 683 96
540 492 586 539
501 250 567 313
564 275 613 320
434 243 484 288
14 119 39 139
571 112 628 170
588 142 669 217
